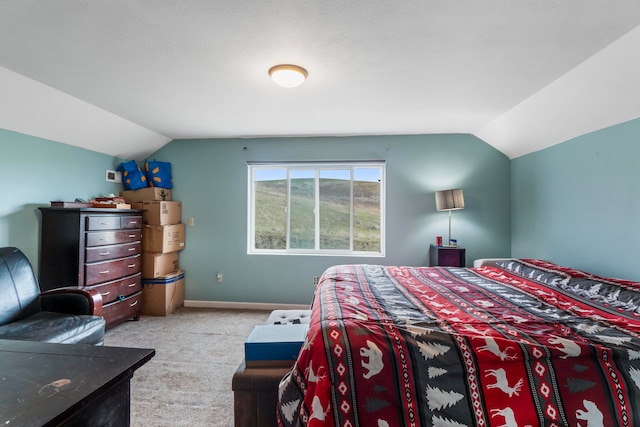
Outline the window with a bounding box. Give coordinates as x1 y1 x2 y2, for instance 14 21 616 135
248 161 385 256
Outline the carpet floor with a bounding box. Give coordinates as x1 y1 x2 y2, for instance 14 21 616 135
104 307 271 427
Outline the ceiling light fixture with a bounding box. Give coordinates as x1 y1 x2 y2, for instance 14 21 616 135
269 64 308 88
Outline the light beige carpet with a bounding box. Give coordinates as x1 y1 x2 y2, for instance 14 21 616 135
104 307 271 427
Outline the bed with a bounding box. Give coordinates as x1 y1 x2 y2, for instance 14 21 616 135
277 259 640 426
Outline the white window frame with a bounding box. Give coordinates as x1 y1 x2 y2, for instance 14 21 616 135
247 161 386 257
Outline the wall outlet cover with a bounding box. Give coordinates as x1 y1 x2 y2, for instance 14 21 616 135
106 169 122 183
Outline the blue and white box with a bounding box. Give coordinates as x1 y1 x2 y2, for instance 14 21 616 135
244 324 308 367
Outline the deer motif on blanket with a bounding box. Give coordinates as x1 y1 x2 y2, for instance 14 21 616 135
490 407 517 427
485 368 524 397
476 337 518 361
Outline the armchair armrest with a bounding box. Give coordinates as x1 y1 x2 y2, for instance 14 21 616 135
40 287 104 317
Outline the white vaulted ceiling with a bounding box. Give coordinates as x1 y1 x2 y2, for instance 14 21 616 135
1 1 639 160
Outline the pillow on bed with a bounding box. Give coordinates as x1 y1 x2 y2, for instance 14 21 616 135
517 259 640 293
496 259 570 287
498 259 640 313
558 276 640 313
590 276 640 290
518 258 594 279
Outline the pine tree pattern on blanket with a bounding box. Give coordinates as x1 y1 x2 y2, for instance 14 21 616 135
277 263 640 427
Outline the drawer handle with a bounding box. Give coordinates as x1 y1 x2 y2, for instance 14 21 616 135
130 300 138 307
99 270 110 274
129 221 139 225
101 291 110 296
128 283 136 287
129 234 136 238
100 222 109 225
99 252 110 256
128 264 136 268
99 238 110 241
128 247 136 251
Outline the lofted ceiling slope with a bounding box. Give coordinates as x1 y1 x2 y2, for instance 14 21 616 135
1 1 639 160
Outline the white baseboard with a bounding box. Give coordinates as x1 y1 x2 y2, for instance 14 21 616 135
184 300 310 311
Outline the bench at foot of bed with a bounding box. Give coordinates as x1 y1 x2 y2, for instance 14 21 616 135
232 359 292 427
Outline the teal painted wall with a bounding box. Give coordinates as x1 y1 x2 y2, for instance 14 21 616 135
0 128 124 268
153 134 511 304
511 117 640 281
6 116 638 302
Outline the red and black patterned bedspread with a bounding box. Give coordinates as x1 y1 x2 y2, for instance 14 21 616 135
277 261 640 427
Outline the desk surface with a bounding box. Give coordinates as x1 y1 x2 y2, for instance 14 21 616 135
0 339 154 426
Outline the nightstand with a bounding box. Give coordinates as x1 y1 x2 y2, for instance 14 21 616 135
429 244 466 267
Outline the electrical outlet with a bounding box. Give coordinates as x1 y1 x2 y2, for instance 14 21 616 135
216 272 223 283
188 217 195 227
313 276 319 286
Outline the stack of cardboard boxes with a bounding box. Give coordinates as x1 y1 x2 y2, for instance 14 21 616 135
122 187 186 316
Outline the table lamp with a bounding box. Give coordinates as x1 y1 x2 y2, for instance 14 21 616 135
435 189 464 246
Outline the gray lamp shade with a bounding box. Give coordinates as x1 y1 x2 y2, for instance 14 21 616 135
435 189 465 211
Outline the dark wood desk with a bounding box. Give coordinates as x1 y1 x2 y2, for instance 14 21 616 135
0 339 154 426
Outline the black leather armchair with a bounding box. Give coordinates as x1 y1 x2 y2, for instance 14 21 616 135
0 247 105 345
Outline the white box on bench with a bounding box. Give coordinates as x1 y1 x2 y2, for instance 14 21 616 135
244 324 308 368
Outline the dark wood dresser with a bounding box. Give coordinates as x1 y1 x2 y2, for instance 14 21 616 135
39 208 143 329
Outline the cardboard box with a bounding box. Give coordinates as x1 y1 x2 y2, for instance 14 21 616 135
141 270 185 316
142 251 180 278
142 223 186 253
244 324 308 368
122 187 172 203
131 201 182 225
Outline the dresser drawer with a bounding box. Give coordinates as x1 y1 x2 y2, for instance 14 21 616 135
86 230 142 247
102 291 142 327
86 216 121 230
437 250 464 266
85 242 141 263
85 255 141 285
429 244 466 267
88 273 142 304
121 215 143 229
